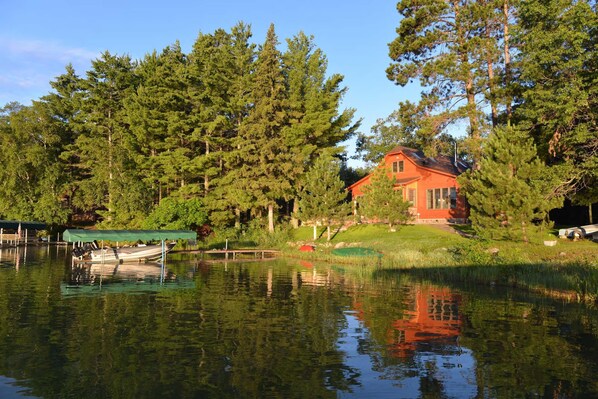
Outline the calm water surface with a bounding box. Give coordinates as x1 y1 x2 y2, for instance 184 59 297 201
1 246 597 398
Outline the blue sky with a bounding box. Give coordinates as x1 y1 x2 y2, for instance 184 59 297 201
1 1 420 163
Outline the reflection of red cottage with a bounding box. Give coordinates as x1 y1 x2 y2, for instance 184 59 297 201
388 287 462 358
348 146 470 223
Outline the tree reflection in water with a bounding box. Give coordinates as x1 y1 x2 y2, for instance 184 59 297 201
0 247 596 398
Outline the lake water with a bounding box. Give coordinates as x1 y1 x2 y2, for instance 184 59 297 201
1 246 597 398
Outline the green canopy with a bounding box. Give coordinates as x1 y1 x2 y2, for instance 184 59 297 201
62 229 197 243
0 220 46 230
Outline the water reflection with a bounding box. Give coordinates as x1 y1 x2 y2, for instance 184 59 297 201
344 284 477 398
68 261 168 282
0 248 596 398
389 287 461 358
0 375 39 399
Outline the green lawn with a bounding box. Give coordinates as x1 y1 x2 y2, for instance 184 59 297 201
288 223 598 268
287 223 598 303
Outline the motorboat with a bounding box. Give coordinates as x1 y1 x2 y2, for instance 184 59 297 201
73 242 175 263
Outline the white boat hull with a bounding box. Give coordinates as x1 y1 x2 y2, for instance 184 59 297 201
87 243 175 263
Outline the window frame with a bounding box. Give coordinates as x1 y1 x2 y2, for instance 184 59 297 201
392 160 404 173
426 187 458 210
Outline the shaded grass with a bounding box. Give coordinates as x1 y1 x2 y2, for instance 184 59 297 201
285 223 598 303
374 262 598 304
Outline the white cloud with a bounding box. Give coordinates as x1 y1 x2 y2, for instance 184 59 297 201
0 37 98 104
0 37 98 65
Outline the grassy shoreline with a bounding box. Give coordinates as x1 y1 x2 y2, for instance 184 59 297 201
280 224 598 303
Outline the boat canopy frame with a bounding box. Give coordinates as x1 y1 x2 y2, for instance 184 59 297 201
63 229 197 243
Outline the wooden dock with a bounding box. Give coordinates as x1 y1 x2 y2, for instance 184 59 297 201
181 249 280 261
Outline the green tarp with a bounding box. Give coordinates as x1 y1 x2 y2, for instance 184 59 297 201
62 229 197 243
331 247 383 258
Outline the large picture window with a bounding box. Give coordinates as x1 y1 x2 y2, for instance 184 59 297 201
426 187 457 210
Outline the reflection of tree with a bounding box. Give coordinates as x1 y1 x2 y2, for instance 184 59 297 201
460 295 598 397
2 252 598 398
343 271 598 397
419 361 445 399
0 255 361 398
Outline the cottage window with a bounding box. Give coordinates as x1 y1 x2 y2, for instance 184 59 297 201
392 160 404 173
408 188 416 205
426 187 457 210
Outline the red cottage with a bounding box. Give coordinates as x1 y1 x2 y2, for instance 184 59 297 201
348 146 470 223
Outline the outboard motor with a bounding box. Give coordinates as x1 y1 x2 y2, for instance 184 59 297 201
72 243 94 259
72 246 86 258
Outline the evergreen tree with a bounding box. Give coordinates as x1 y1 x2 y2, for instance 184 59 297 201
296 156 350 241
188 30 229 197
515 0 597 207
358 167 412 231
282 32 359 226
68 51 150 227
0 102 69 224
387 0 489 161
235 24 290 233
126 42 192 203
39 64 84 219
205 23 256 228
457 126 563 242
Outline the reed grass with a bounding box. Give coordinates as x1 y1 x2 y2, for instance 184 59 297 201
285 223 598 303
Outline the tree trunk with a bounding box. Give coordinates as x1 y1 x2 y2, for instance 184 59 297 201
503 0 513 125
454 0 481 164
235 208 241 229
204 140 210 194
313 224 317 241
291 198 299 228
268 203 274 233
521 221 529 244
485 18 498 127
107 124 113 219
327 225 331 241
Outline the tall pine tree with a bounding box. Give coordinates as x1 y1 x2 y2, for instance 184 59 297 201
235 24 290 233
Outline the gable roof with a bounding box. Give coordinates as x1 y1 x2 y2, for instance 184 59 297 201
388 146 470 176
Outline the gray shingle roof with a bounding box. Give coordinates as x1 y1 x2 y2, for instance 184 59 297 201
387 145 470 176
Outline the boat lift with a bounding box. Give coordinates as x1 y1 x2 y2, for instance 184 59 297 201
63 229 197 283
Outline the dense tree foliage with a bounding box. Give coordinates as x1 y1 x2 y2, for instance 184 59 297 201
0 22 357 233
356 0 596 234
515 0 598 206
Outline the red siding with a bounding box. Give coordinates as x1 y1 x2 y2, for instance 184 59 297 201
349 151 469 222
